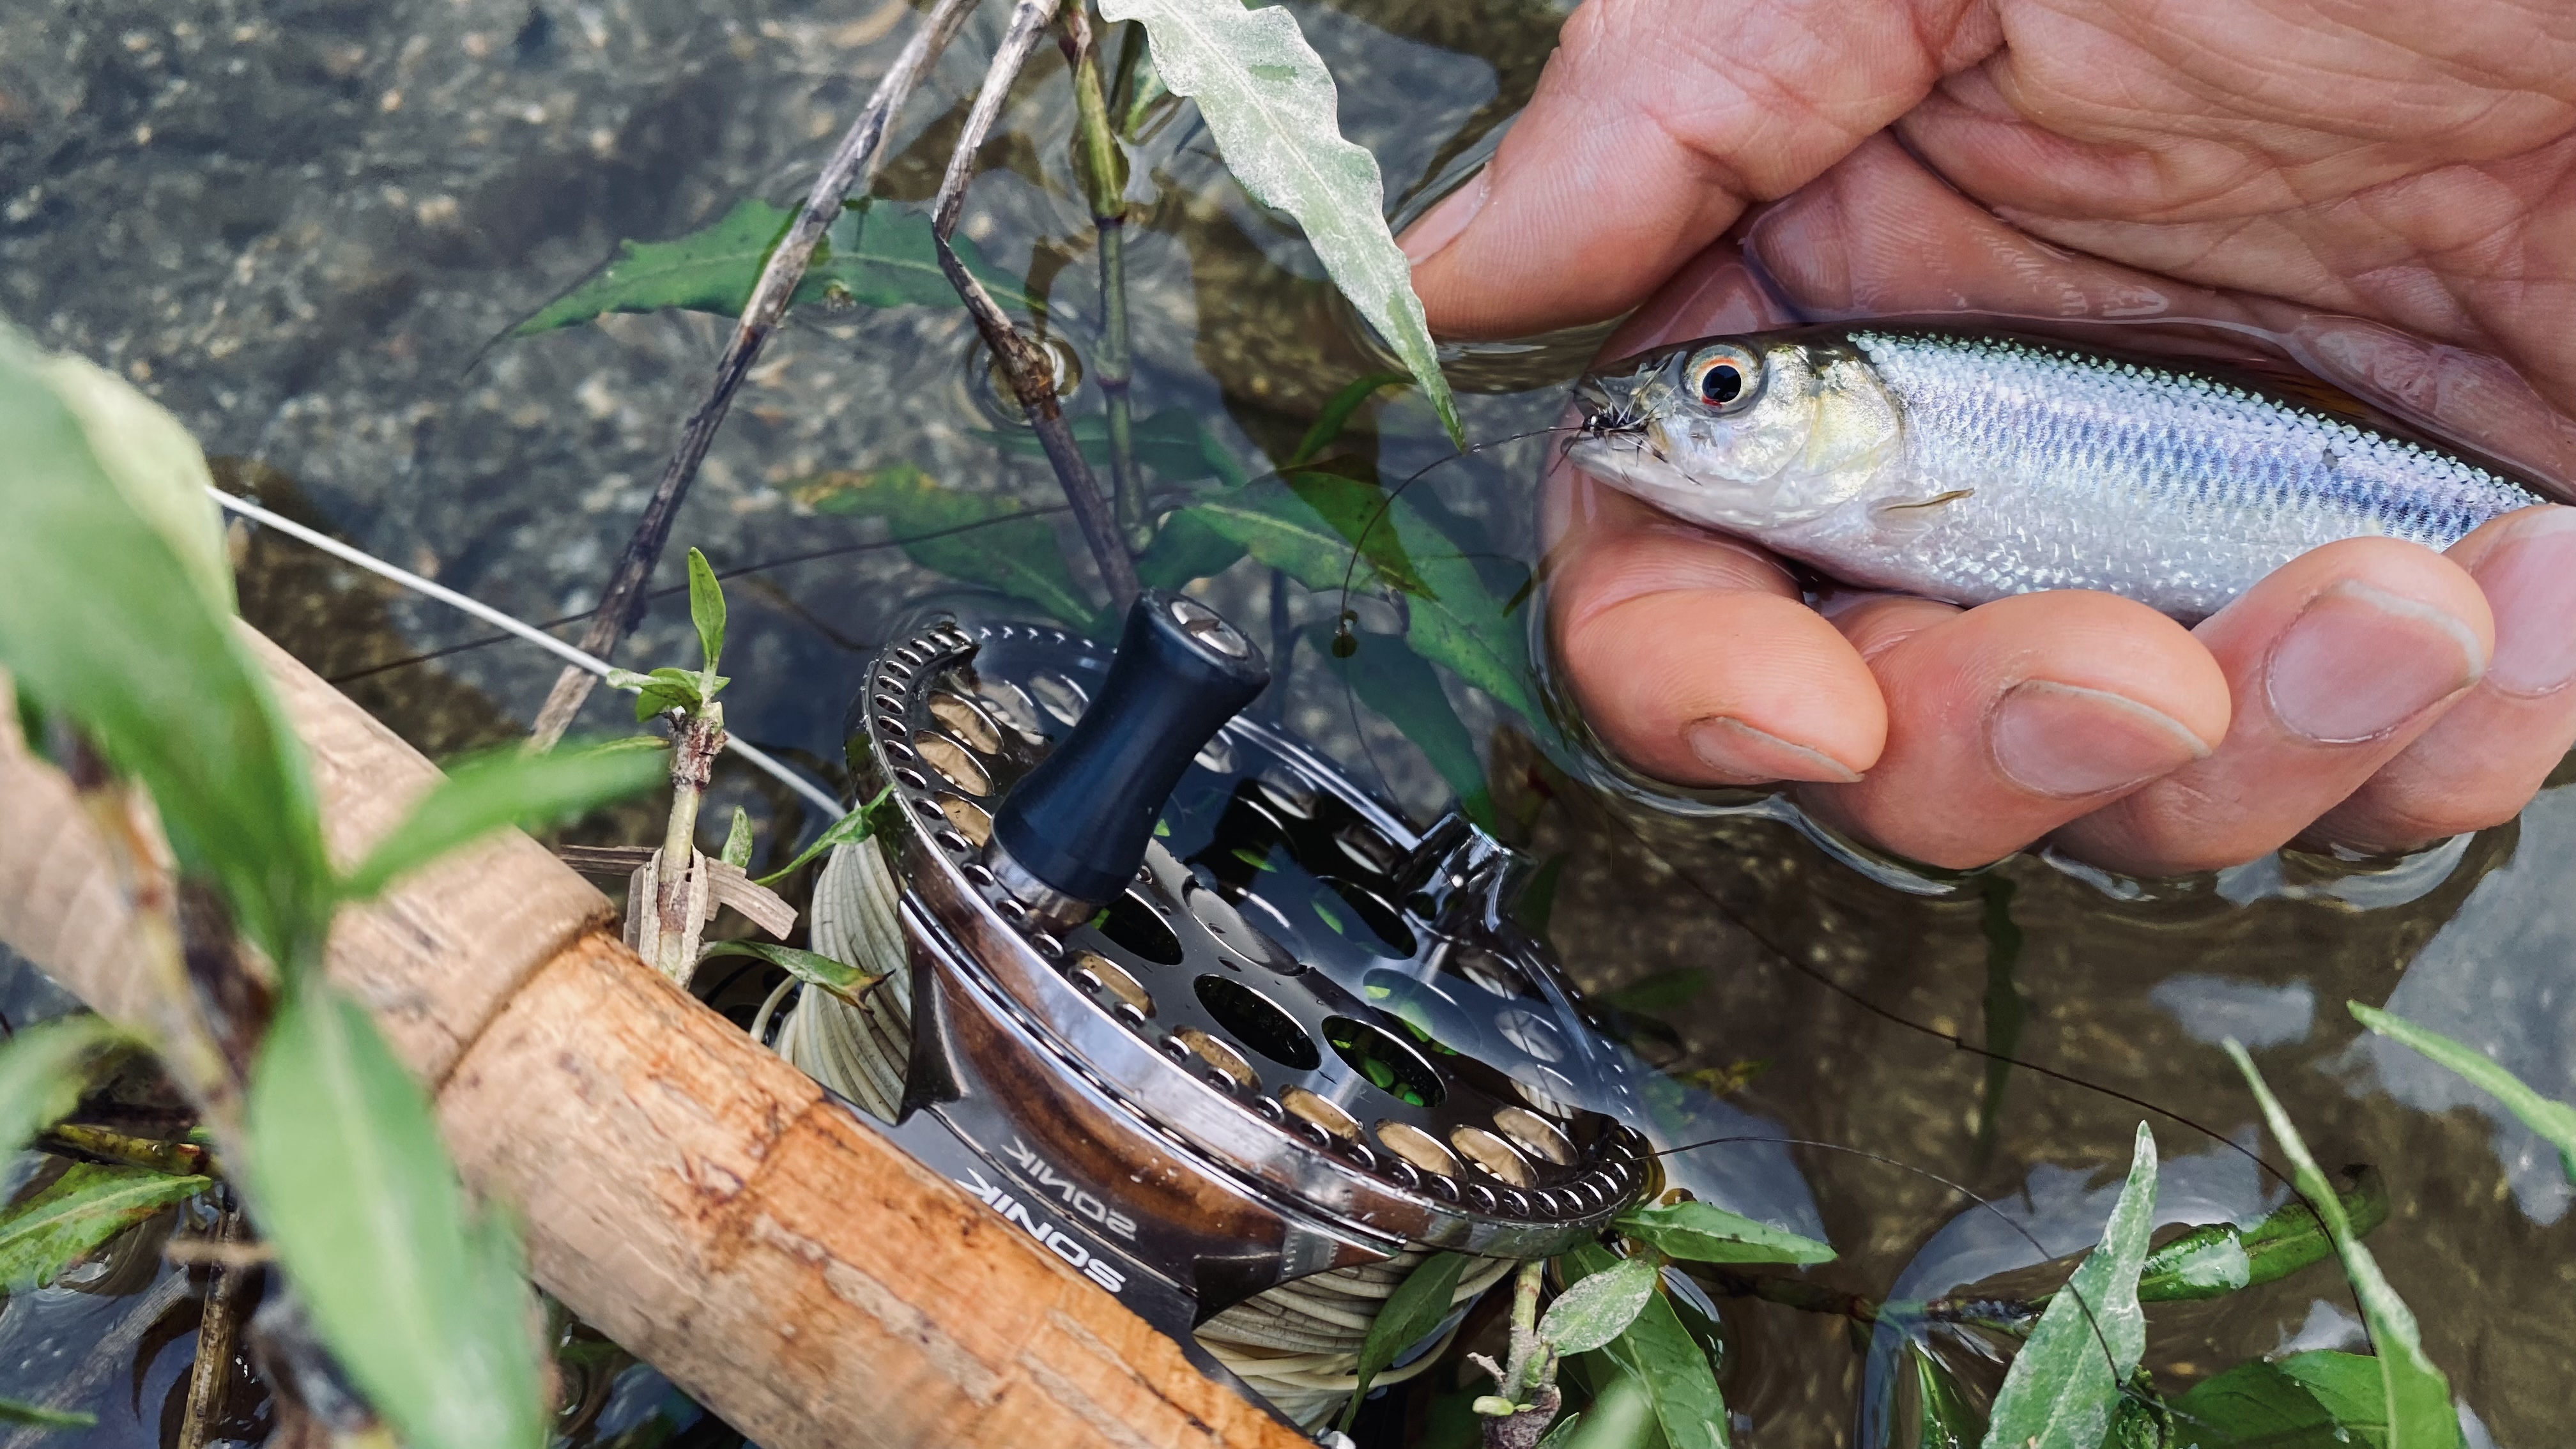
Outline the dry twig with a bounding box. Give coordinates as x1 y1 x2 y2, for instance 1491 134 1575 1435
931 0 1141 608
177 1196 248 1449
529 0 985 747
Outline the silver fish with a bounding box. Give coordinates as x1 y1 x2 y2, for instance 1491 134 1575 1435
1568 326 2552 620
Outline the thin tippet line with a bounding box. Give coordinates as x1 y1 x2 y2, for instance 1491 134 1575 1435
211 489 844 819
323 505 1076 685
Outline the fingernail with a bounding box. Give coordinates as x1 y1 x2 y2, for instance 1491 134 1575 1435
2266 579 2485 744
1685 716 1862 785
1988 680 2209 798
2472 510 2576 696
1399 172 1489 265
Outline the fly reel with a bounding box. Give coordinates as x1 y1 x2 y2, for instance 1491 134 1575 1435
776 592 1659 1429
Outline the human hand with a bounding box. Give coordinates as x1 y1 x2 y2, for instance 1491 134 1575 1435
1402 0 2576 873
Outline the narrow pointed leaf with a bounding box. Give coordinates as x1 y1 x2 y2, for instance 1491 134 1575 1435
338 741 665 901
1096 0 1462 445
1310 626 1495 829
2351 1002 2576 1183
696 941 884 1007
721 806 756 870
246 985 545 1449
0 1017 127 1160
0 1163 209 1291
1982 1123 2158 1449
2166 1349 2454 1448
1563 1244 1729 1449
1540 1253 1657 1356
788 465 1095 627
754 786 894 885
687 548 726 675
1289 372 1413 468
512 198 1026 336
1913 1349 1982 1449
2227 1043 2457 1449
0 1397 95 1430
0 326 330 968
1614 1199 1835 1267
1179 477 1535 716
1338 1250 1470 1431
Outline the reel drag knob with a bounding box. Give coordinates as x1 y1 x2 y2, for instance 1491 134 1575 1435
989 590 1268 927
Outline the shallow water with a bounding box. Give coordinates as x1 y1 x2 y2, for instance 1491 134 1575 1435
3 0 2571 1445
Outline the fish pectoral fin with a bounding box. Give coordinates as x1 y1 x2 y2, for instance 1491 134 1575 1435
1872 488 1974 514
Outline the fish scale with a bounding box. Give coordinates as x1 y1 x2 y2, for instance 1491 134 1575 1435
1570 326 2549 619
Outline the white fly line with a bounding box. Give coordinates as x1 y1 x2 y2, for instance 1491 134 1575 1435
210 487 844 819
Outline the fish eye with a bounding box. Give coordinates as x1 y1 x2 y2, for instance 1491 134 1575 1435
1685 344 1761 412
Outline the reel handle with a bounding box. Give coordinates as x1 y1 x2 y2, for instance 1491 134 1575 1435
990 590 1268 920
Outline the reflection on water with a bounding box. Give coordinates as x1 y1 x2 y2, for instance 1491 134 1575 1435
4 0 2574 1444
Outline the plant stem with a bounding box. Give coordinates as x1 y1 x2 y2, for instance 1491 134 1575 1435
39 1123 213 1178
525 0 982 749
1061 4 1144 548
932 0 1141 610
178 1195 246 1449
654 703 725 982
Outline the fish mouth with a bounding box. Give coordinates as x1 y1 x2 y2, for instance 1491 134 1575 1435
1573 375 1649 442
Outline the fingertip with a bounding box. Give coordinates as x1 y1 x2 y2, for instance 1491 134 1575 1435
1560 588 1887 786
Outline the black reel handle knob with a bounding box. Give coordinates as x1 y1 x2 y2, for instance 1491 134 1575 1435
989 590 1269 922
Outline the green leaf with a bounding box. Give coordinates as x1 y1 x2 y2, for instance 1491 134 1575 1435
721 806 755 870
1599 969 1712 1016
2165 1349 2454 1449
1337 1250 1470 1432
1982 1123 2158 1449
2350 1001 2576 1183
696 941 884 1008
1913 1349 1983 1449
1540 1253 1658 1356
0 326 332 969
976 407 1249 489
789 464 1096 627
1289 372 1413 468
1563 1243 1729 1449
0 1162 208 1291
512 198 1027 336
245 984 546 1449
1096 0 1462 446
1134 507 1250 591
1614 1199 1836 1267
0 1016 127 1161
37 349 234 613
0 1397 95 1430
1177 476 1535 717
1310 626 1495 829
753 785 895 886
2226 1043 2457 1449
2135 1166 2388 1304
687 547 726 677
337 741 666 901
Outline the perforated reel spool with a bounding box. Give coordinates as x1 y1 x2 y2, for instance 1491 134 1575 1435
778 610 1656 1427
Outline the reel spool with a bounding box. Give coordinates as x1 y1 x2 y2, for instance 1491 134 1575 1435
774 592 1660 1429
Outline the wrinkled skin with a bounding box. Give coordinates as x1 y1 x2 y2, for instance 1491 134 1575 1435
1400 0 2576 873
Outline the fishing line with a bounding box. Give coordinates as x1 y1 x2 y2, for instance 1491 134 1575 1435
210 488 845 818
324 506 1075 685
1324 423 1585 658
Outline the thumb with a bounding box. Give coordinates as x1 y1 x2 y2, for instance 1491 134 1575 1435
1400 0 1998 339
